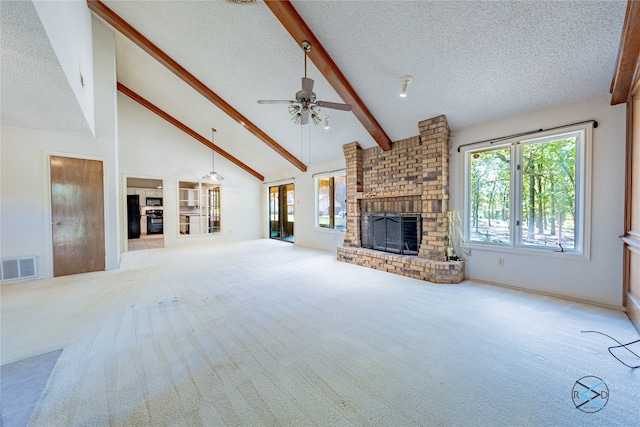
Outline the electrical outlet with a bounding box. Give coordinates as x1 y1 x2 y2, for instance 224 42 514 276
497 257 504 266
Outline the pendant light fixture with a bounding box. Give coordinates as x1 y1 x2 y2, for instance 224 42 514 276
202 128 224 182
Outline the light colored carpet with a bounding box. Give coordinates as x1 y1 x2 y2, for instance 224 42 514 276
1 239 639 426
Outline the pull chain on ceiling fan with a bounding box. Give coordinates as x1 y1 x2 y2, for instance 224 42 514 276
258 41 352 125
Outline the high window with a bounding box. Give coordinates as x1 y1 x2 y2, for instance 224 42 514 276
464 124 591 256
316 171 346 231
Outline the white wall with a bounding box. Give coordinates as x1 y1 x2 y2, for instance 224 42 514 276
117 94 263 249
33 0 96 135
449 95 626 307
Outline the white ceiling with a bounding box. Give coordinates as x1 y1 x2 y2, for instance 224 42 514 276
1 0 627 179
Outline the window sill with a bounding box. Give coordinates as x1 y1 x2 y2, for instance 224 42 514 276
467 242 588 261
315 226 345 235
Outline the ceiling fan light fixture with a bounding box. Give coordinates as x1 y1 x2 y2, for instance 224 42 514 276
324 115 330 130
400 75 412 98
288 104 301 115
257 41 352 125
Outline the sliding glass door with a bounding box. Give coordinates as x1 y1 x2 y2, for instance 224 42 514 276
269 184 294 242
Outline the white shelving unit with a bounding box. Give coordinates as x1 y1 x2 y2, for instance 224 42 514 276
178 181 220 235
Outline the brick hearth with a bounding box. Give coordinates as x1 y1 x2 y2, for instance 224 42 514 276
337 115 464 284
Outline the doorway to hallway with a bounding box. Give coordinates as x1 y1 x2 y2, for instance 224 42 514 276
269 184 294 243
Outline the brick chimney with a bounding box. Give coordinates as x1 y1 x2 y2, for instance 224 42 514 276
337 115 464 284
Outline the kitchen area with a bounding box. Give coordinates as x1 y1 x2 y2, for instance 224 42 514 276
127 178 164 250
125 178 221 251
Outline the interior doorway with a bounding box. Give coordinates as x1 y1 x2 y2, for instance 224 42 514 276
269 184 294 243
50 156 105 277
126 177 164 251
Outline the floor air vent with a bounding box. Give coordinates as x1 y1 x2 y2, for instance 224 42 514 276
1 257 38 281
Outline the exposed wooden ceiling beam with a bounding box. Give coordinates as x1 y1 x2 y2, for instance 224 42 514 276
610 0 640 105
264 0 392 151
87 0 306 172
118 82 265 181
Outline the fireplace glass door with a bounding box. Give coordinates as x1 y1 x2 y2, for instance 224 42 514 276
269 184 294 243
362 211 421 255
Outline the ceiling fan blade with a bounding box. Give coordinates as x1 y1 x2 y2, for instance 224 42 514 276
316 100 353 111
300 109 309 125
257 100 295 104
301 77 314 97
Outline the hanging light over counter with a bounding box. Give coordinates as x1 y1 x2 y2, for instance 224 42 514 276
202 128 224 182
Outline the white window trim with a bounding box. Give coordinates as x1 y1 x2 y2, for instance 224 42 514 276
461 123 592 260
314 170 346 233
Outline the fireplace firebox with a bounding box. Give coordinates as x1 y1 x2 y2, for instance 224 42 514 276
361 211 421 255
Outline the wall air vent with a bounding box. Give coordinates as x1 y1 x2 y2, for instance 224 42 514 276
1 256 38 282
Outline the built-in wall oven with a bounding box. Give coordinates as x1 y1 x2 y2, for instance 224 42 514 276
147 209 163 234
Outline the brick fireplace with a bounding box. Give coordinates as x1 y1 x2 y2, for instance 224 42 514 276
337 115 465 284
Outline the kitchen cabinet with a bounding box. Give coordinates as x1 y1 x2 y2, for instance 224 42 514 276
127 188 146 206
190 215 200 234
145 189 162 198
127 188 162 205
179 214 200 234
179 215 188 234
179 188 198 207
141 214 147 235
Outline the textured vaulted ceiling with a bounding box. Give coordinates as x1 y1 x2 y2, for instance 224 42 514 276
1 1 627 179
1 0 93 137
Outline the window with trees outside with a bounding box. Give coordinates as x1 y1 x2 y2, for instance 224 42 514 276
464 124 591 255
316 171 346 231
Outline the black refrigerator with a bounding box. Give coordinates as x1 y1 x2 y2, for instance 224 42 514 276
127 195 141 239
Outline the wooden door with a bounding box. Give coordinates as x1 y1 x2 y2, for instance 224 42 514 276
51 156 105 277
625 90 640 331
613 1 640 333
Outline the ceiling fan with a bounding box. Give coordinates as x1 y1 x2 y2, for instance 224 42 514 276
258 41 352 125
